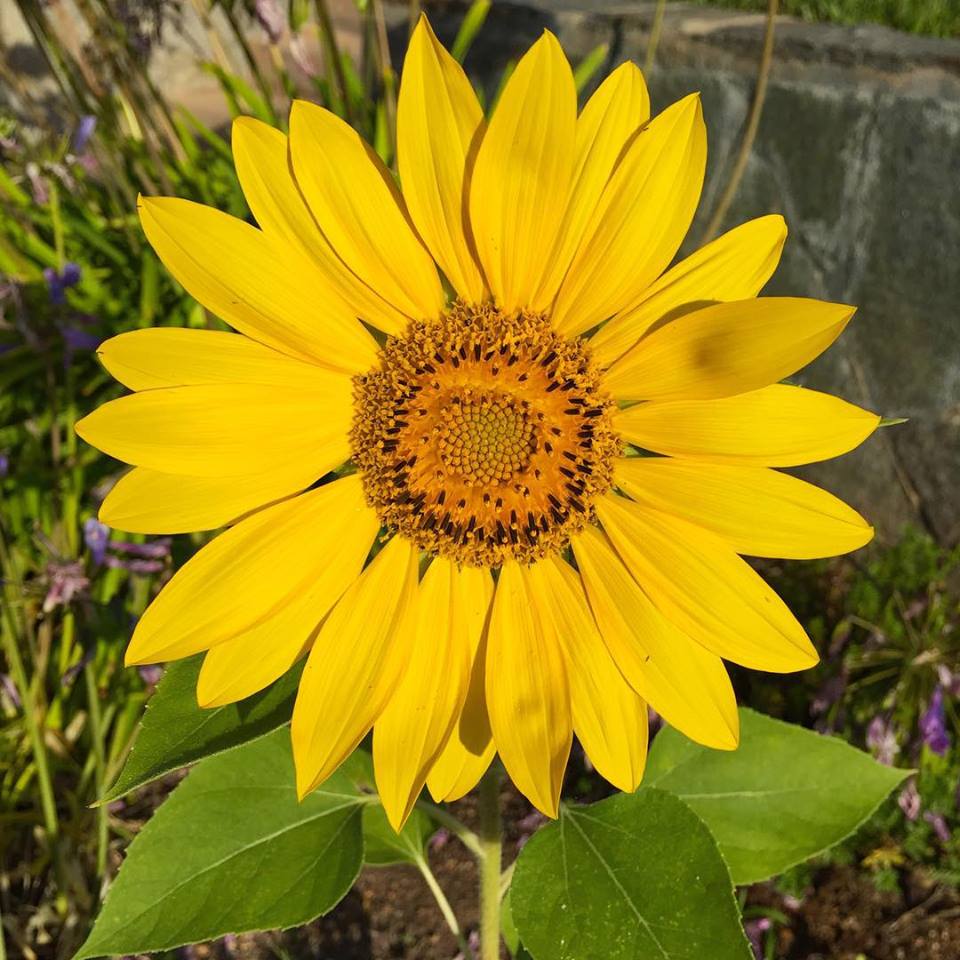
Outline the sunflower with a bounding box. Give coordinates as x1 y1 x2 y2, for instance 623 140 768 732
76 17 879 828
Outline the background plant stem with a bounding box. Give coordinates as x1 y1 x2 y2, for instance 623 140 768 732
478 764 503 960
701 0 779 241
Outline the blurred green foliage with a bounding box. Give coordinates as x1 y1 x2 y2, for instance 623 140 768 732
685 0 960 37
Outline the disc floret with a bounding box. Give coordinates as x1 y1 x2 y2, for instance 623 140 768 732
351 301 620 566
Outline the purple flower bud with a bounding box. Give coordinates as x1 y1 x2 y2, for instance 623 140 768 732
899 780 921 821
429 827 450 851
745 917 772 959
0 452 8 478
110 537 171 560
105 555 165 575
72 115 97 154
26 162 48 204
44 262 82 305
84 517 110 566
938 665 960 697
1 673 21 709
254 0 284 43
43 560 90 612
289 34 319 77
924 810 951 844
866 715 899 766
61 648 94 688
138 664 163 689
920 687 950 756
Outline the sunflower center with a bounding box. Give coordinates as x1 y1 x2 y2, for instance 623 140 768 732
437 390 536 486
350 301 620 567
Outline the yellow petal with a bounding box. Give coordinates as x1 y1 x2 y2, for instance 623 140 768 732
292 535 419 798
196 512 377 706
552 93 706 336
615 384 880 466
99 466 319 534
597 493 818 672
397 16 485 303
528 556 648 793
232 116 411 335
572 525 739 750
97 328 339 392
125 475 377 664
615 457 873 559
138 196 377 372
75 380 351 478
531 61 650 311
427 566 496 802
486 561 572 817
289 100 445 326
374 558 472 830
590 215 788 367
603 297 855 402
468 31 577 313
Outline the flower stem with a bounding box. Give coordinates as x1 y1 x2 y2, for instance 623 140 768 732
415 854 471 957
478 764 503 960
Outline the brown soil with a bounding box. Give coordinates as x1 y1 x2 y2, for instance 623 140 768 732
753 866 960 960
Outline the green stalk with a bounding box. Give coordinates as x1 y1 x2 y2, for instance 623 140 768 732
478 764 503 960
84 658 109 877
0 539 58 845
701 0 779 242
314 0 353 122
415 853 471 956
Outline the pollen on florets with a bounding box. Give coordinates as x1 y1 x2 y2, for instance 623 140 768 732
350 301 620 567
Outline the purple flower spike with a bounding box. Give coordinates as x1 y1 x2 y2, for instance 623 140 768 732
899 780 921 821
866 715 899 766
0 452 8 478
924 810 952 844
44 262 82 305
254 0 284 43
745 917 772 959
920 687 950 756
84 517 110 566
43 560 90 613
72 115 97 154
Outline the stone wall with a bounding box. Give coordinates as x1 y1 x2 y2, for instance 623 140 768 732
427 2 960 545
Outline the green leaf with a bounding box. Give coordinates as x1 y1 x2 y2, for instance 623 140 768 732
100 656 302 803
645 708 911 884
362 803 431 866
511 789 750 960
77 729 365 959
338 748 433 865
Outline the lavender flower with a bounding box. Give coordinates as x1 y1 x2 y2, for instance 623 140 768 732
137 664 163 689
0 452 8 478
43 262 82 305
938 665 960 697
110 537 171 560
899 780 921 821
1 673 21 709
744 917 772 960
25 162 48 204
106 556 165 575
429 827 450 851
84 517 110 566
254 0 284 43
43 560 90 612
920 687 950 756
61 649 94 688
866 715 899 766
924 810 951 844
72 115 97 154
